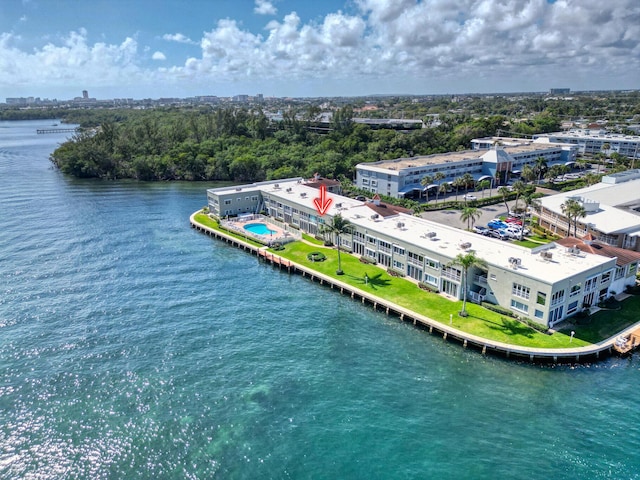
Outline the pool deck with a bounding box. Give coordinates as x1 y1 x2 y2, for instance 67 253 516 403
191 211 640 363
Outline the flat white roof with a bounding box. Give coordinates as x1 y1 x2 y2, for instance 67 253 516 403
339 209 612 284
209 177 614 283
539 179 640 234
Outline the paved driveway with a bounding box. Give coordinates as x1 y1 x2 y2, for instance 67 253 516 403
421 200 519 230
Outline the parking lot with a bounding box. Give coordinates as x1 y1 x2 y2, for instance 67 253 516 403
421 199 520 231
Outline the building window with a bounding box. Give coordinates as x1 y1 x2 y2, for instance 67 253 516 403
567 301 579 315
536 292 547 305
393 260 404 271
551 290 565 306
601 270 612 284
393 245 405 256
615 266 625 280
628 263 638 277
549 306 564 324
535 309 544 319
425 257 440 270
511 299 529 313
424 274 438 286
570 283 581 297
512 283 531 300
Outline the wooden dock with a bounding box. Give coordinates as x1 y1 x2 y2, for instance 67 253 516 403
612 327 640 355
191 212 638 364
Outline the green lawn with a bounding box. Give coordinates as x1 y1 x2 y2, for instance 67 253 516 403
559 296 640 343
270 241 606 349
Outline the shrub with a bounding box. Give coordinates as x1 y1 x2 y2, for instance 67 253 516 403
481 301 517 318
418 282 439 293
307 252 326 262
387 268 405 278
359 256 376 265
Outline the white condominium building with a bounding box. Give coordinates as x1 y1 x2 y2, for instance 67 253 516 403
207 177 632 328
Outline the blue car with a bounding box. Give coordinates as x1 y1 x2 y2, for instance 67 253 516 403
488 220 508 230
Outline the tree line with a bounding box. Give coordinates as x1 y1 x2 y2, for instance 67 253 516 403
49 106 561 182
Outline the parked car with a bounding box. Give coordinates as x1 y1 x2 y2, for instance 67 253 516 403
463 194 477 201
505 217 523 225
490 229 510 240
488 220 508 230
473 226 489 235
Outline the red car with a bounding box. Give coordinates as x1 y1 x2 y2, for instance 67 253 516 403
505 217 523 225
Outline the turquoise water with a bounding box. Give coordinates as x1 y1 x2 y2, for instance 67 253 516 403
1 120 640 479
244 223 276 236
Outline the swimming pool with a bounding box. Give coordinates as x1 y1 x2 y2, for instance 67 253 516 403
243 222 277 236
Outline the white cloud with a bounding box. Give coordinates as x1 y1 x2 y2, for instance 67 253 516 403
254 0 277 16
162 33 196 44
1 1 639 97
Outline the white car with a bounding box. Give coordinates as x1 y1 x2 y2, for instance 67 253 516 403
462 194 477 200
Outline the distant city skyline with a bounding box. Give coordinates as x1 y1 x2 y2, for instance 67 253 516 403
1 0 638 100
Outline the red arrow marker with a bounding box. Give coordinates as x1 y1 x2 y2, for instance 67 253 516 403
313 185 333 216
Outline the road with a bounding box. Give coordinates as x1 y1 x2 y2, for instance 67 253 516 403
421 199 520 230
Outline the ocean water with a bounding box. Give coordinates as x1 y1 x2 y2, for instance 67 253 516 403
1 120 639 479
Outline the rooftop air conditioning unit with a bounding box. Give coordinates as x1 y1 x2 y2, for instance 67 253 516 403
427 232 437 238
300 192 307 198
274 183 280 189
336 203 343 208
541 251 553 260
235 187 242 191
460 242 472 250
286 187 292 193
371 214 379 220
397 222 405 229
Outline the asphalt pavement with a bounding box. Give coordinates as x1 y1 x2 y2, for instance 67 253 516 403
421 199 519 230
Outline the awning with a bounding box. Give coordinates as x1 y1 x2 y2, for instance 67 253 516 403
399 185 421 193
565 161 577 166
511 170 522 175
627 231 640 237
422 184 439 190
477 175 493 182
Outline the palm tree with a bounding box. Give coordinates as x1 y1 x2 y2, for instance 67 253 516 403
534 156 548 184
420 174 433 201
498 186 511 213
452 177 464 202
325 214 352 275
521 164 536 185
520 193 542 240
460 206 481 230
438 183 448 204
434 171 446 204
560 198 587 237
511 180 526 214
449 251 487 317
583 172 600 186
460 173 475 194
477 179 491 198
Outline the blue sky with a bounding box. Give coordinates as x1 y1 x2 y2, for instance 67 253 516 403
0 0 638 100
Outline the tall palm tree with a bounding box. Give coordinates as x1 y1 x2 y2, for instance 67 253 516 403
498 186 511 213
434 171 446 204
477 179 491 198
420 174 433 201
560 198 587 238
460 206 482 230
520 193 542 240
511 180 526 213
325 214 352 275
452 177 464 202
460 173 475 193
449 251 487 317
521 164 536 185
438 183 448 204
534 156 548 185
